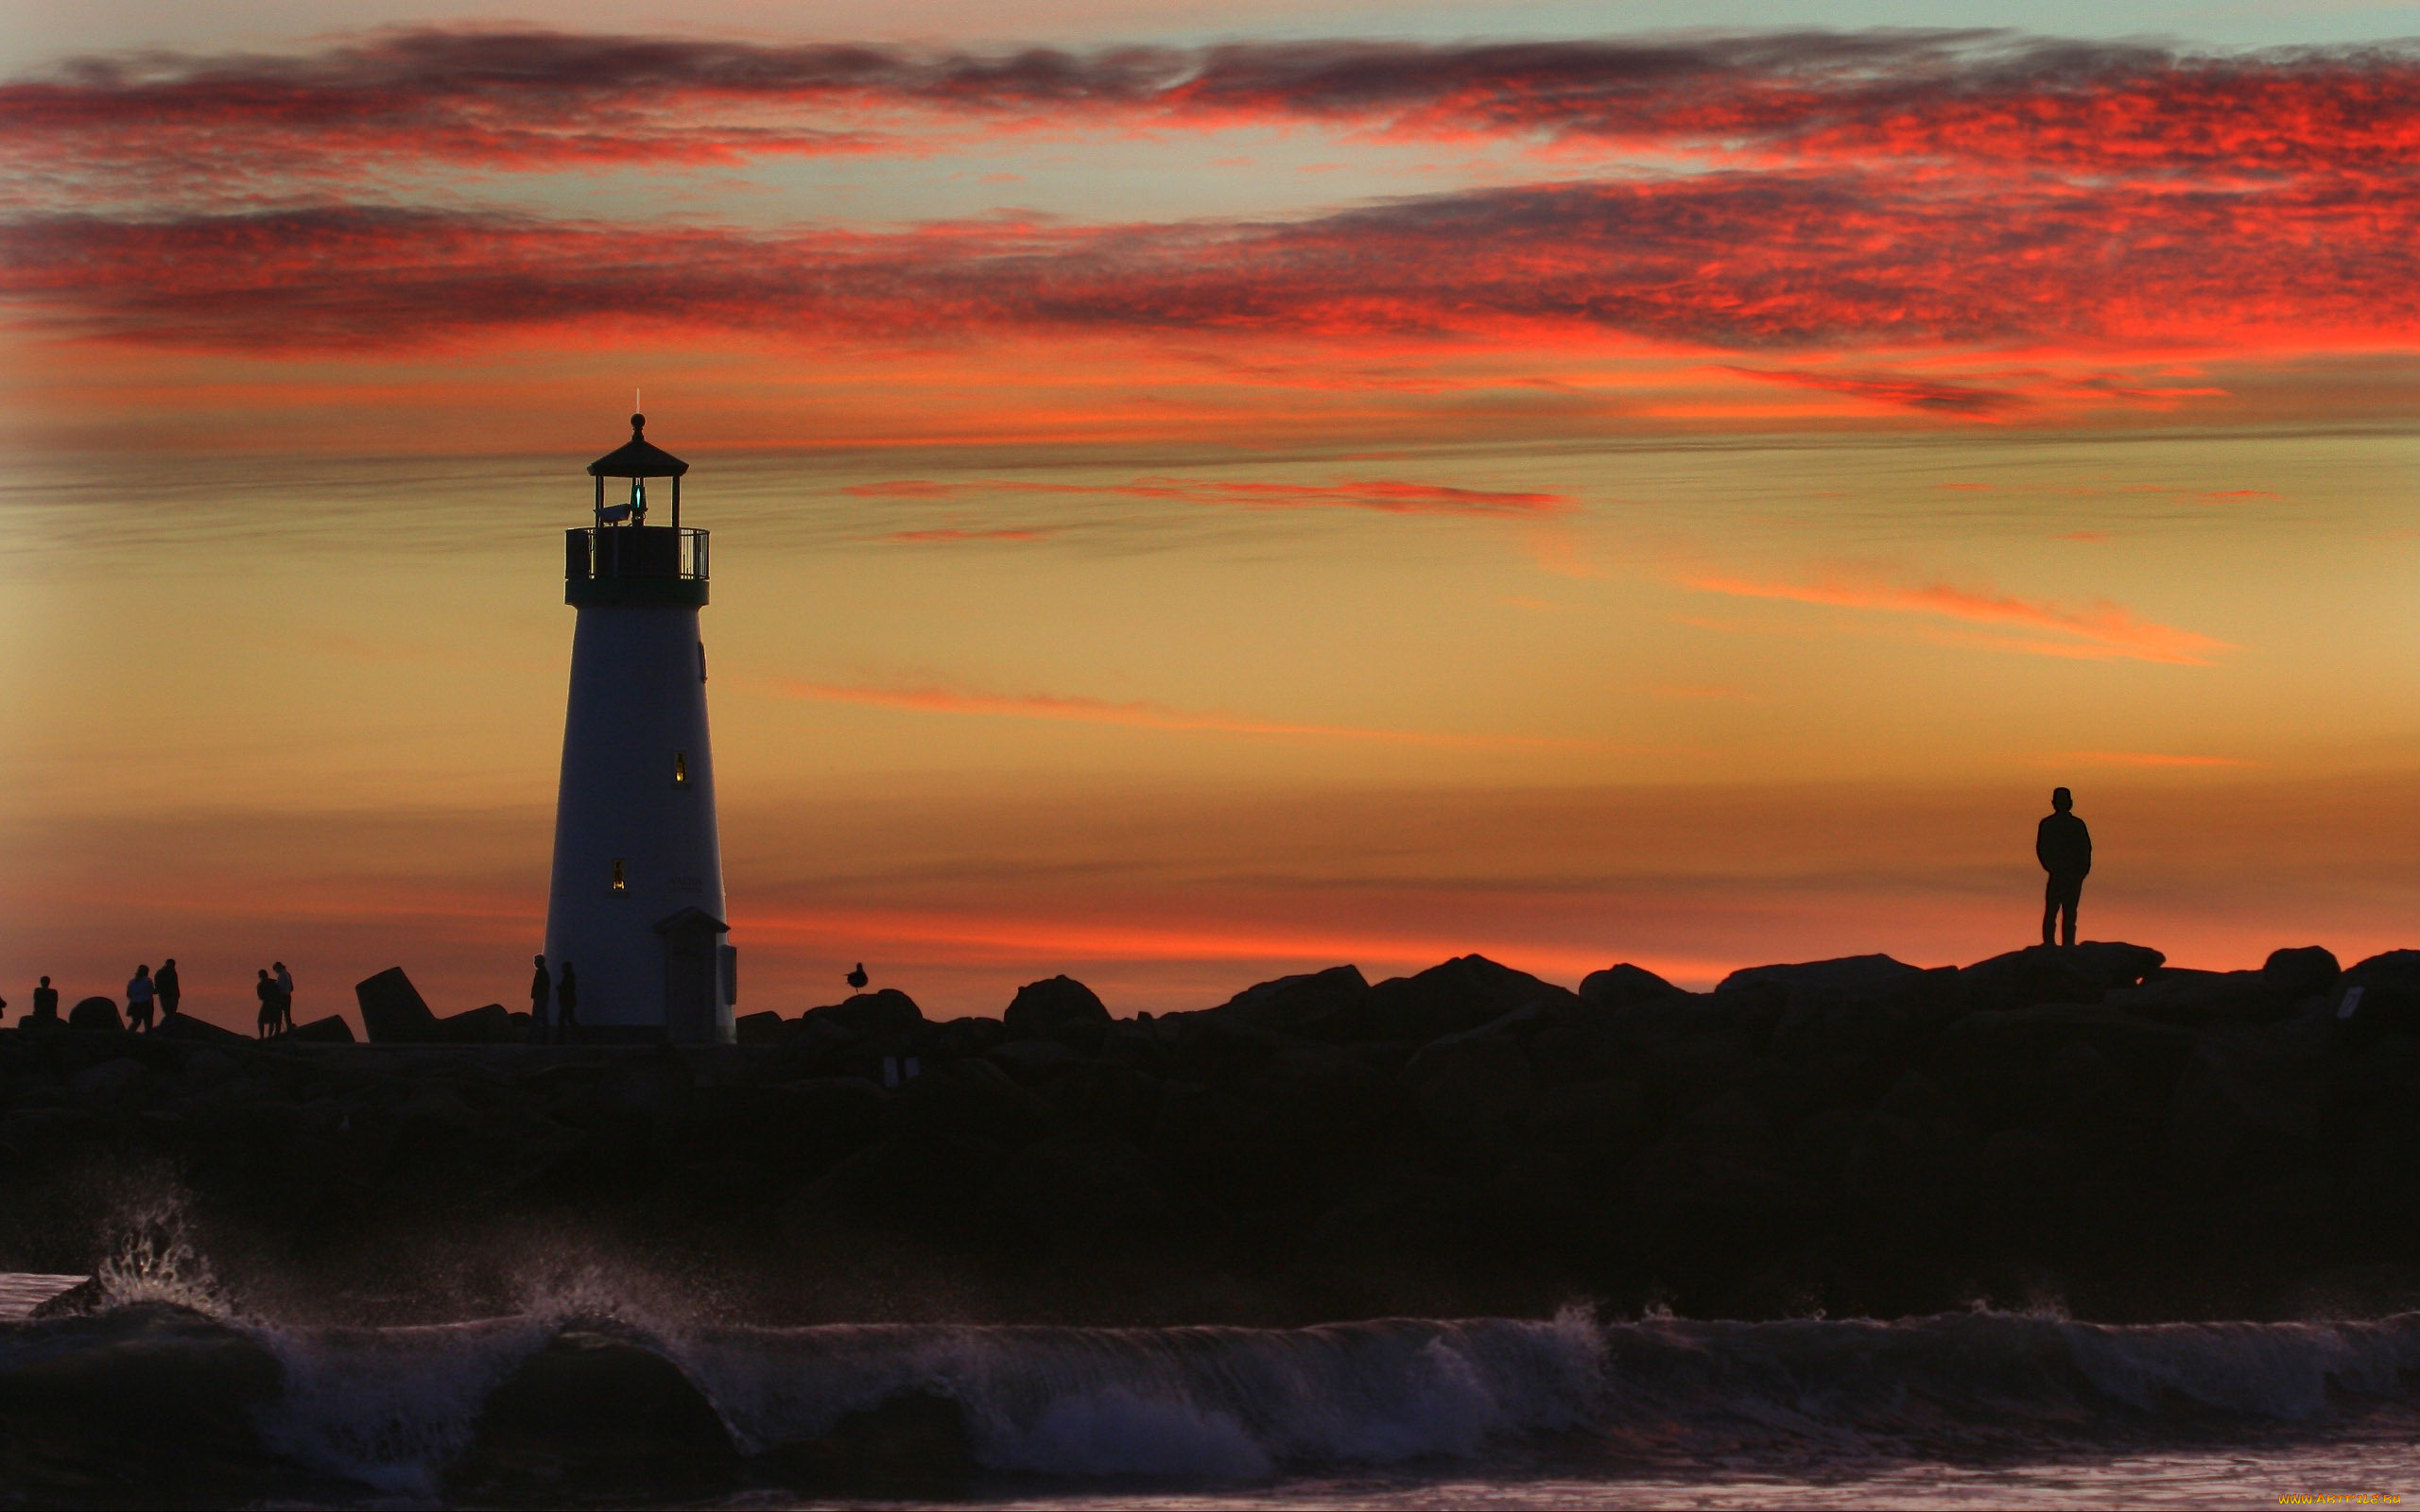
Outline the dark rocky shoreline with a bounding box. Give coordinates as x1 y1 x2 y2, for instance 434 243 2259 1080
5 941 2419 1325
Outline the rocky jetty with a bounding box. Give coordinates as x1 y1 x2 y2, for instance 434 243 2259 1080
4 942 2417 1323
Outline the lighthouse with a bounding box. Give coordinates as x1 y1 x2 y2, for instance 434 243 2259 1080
543 414 735 1043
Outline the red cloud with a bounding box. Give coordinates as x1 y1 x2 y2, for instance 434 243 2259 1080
9 30 2420 187
8 165 2416 362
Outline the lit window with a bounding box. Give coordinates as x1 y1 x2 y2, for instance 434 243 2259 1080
610 859 627 893
673 751 690 788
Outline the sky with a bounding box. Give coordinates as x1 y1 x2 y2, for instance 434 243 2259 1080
2 1 2417 1030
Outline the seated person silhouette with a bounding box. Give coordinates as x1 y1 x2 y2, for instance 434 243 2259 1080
2036 787 2093 948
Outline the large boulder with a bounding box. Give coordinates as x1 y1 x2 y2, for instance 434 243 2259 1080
732 1010 785 1046
2101 969 2293 1027
983 1135 1179 1248
1927 1005 2196 1132
1215 965 1372 1040
1580 963 1685 1008
1957 942 2164 1011
354 968 441 1043
67 997 122 1033
1718 954 1924 998
1401 1036 1534 1129
453 1329 737 1497
1366 955 1579 1043
882 1057 1053 1150
1003 976 1111 1045
806 989 925 1049
2333 951 2420 1044
2263 947 2341 1002
153 1013 251 1047
437 1004 517 1044
285 1016 355 1044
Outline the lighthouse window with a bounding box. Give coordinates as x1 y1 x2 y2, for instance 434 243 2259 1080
698 643 707 682
610 859 627 893
673 751 690 788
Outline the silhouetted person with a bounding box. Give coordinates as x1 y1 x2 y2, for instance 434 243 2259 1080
255 969 281 1039
529 954 553 1044
556 961 579 1042
155 958 181 1019
273 961 295 1033
847 962 869 991
126 965 156 1033
2037 786 2093 948
30 977 58 1023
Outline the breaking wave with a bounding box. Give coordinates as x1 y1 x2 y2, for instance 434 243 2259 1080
6 1294 2419 1496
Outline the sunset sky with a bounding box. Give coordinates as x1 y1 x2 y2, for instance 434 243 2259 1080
4 0 2418 1029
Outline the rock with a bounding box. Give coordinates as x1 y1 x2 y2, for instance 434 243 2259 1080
1524 1076 1651 1164
1580 962 1685 1008
455 1329 737 1496
1215 966 1372 1040
2101 969 2291 1026
2167 1031 2327 1187
789 1132 1006 1239
0 1307 286 1500
285 1015 355 1044
2264 946 2341 1001
882 1057 1052 1149
765 1391 970 1494
1718 954 1924 997
1366 955 1580 1043
1927 1005 2196 1132
436 1004 516 1044
1401 1035 1534 1128
1004 976 1111 1047
354 967 441 1043
806 989 924 1049
67 997 122 1033
152 1013 251 1047
987 1040 1084 1082
2332 951 2420 1045
69 1057 146 1107
917 1015 1006 1060
1961 942 2164 1010
984 1135 1178 1247
734 1010 786 1046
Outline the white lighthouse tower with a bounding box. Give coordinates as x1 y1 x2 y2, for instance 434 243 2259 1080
543 413 735 1043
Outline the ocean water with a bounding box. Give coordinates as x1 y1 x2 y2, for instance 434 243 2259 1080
3 1280 2415 1508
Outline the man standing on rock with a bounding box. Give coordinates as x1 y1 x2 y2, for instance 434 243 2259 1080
273 961 295 1034
2037 787 2093 949
155 959 181 1021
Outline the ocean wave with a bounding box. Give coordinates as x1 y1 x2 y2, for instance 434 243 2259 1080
3 1297 2416 1493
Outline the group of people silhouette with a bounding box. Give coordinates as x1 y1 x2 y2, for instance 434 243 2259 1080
528 954 580 1043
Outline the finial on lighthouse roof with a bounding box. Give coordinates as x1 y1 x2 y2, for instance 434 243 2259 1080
588 410 689 479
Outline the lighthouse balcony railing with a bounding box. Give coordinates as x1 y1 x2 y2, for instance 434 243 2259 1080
564 524 709 606
566 524 709 583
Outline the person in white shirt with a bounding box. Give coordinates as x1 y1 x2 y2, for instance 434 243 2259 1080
126 965 156 1033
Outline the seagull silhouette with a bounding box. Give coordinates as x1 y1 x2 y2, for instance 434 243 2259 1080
846 962 869 991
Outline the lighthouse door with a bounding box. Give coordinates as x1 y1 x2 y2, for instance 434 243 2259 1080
655 908 728 1044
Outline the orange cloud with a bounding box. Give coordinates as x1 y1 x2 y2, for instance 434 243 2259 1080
2057 750 2261 768
880 526 1053 542
1682 572 2232 665
845 475 1572 515
753 677 1581 748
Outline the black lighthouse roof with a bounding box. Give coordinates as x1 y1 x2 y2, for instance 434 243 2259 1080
588 413 689 478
